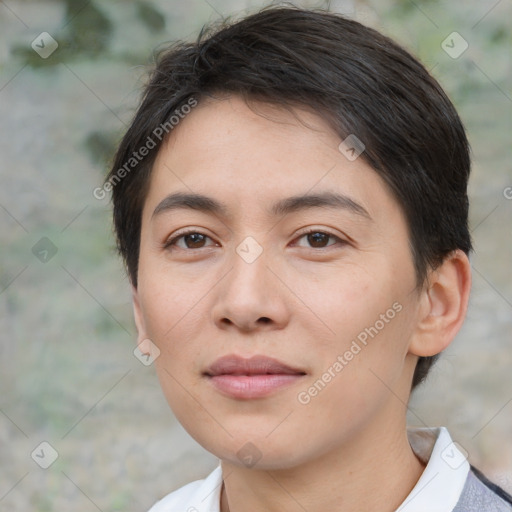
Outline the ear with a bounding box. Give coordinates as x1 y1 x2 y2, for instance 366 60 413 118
132 284 152 355
409 249 472 357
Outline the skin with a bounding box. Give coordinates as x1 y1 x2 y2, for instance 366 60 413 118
132 95 472 512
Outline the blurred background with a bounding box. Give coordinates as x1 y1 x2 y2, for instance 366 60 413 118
0 0 511 510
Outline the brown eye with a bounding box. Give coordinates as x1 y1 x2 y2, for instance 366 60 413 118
182 233 207 249
295 230 342 249
307 232 331 248
164 231 215 251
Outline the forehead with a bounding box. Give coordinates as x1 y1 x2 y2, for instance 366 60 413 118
143 95 399 224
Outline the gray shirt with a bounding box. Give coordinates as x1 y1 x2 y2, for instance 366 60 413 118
453 466 512 511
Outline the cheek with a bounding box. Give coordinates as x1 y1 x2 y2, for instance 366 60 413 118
300 264 393 349
300 265 413 398
138 260 208 341
293 310 412 449
135 276 209 406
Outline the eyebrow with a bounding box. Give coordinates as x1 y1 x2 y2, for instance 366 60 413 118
152 191 371 221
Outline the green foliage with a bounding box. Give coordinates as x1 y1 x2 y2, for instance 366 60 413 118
11 0 113 68
84 130 121 167
136 0 166 32
61 0 113 56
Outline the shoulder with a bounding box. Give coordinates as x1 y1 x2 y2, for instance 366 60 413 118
147 466 223 512
453 465 512 511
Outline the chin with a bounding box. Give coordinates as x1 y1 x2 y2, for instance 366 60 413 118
191 429 317 471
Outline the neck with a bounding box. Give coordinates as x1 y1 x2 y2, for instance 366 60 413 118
220 417 425 512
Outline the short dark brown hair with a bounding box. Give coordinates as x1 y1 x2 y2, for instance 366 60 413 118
106 5 472 389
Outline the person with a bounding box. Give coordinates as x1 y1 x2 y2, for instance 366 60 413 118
105 5 512 511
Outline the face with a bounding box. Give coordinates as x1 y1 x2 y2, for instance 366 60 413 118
133 95 425 470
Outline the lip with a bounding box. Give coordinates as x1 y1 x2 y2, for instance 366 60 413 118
204 355 306 399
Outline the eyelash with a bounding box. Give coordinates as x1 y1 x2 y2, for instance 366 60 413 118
163 228 345 251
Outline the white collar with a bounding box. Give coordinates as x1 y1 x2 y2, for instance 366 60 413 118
398 426 470 511
149 426 469 512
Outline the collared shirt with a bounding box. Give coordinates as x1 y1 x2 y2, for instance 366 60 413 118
147 426 512 512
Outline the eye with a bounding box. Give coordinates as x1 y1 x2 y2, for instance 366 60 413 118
163 228 345 252
164 230 217 251
294 229 345 249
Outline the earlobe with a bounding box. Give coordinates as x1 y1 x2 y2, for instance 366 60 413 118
409 250 472 357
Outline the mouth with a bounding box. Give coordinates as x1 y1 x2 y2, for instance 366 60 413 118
204 354 307 399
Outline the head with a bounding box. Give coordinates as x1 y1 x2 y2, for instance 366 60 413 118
106 6 472 469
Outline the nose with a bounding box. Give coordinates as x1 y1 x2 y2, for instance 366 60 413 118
212 243 290 333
